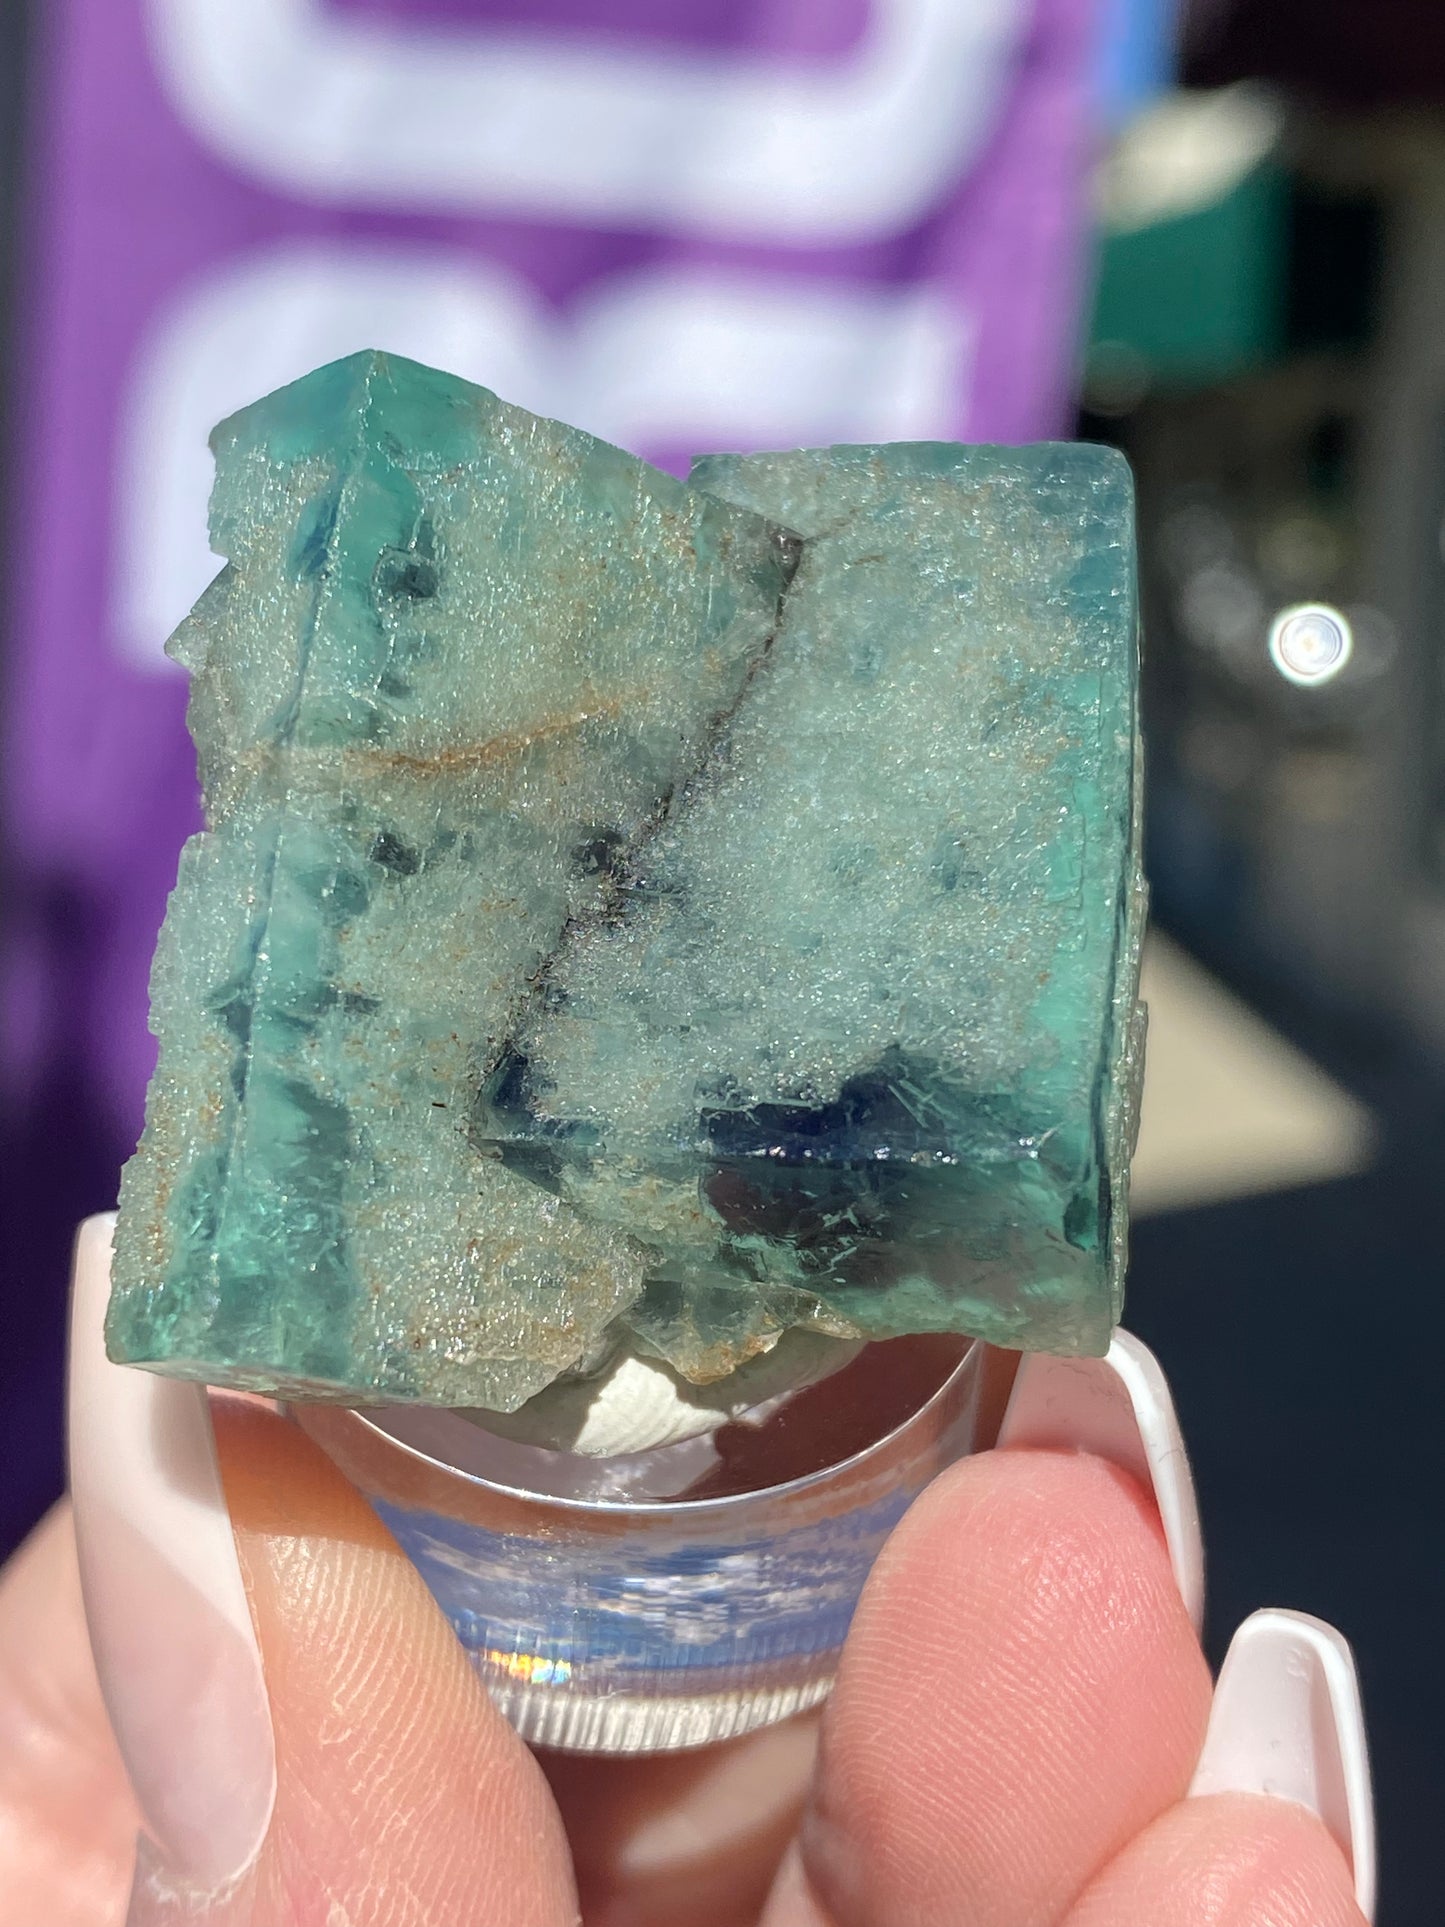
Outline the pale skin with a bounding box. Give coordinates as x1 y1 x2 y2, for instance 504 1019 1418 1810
0 1400 1367 1927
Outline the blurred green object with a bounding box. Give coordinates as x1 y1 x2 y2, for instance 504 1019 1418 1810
108 352 1143 1409
1089 86 1289 391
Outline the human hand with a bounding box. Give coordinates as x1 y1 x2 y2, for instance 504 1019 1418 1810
1 1217 1373 1926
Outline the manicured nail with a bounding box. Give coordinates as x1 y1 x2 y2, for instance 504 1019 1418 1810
67 1213 276 1895
1190 1607 1376 1921
125 1832 258 1925
995 1329 1205 1631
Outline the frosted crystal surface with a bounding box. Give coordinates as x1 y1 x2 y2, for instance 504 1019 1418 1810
109 352 1143 1407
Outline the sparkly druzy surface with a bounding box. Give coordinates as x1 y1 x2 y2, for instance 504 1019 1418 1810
109 352 1143 1407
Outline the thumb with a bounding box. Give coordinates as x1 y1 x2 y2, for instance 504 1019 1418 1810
69 1216 579 1927
212 1397 579 1926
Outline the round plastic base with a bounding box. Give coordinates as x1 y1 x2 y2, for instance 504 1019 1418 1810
295 1335 983 1754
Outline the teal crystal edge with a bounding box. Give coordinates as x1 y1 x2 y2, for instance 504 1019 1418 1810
108 350 1145 1410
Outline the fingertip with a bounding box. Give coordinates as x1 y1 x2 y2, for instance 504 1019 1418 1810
210 1396 395 1552
1063 1792 1369 1927
803 1447 1211 1927
997 1333 1205 1632
210 1399 579 1925
0 1505 139 1927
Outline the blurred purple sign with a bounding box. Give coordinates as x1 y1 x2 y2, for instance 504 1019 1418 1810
5 0 1098 1160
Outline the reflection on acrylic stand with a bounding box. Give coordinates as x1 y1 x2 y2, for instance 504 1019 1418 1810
296 1336 995 1754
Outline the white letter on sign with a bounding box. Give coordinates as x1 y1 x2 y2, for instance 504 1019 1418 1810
147 0 1025 243
114 246 972 666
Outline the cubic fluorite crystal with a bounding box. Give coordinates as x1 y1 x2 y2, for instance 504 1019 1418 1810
109 351 1143 1408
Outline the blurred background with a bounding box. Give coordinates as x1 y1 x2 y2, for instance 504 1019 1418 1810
1 0 1442 1917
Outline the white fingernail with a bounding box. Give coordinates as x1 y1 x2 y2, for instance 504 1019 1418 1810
995 1330 1205 1632
1190 1608 1376 1921
125 1832 259 1925
68 1214 276 1894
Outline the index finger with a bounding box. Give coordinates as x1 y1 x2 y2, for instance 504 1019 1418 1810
778 1443 1212 1927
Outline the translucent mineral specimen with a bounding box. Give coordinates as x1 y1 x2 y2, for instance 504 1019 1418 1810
109 351 1143 1408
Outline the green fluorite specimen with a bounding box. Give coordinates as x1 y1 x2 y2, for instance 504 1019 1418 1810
109 351 1143 1408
